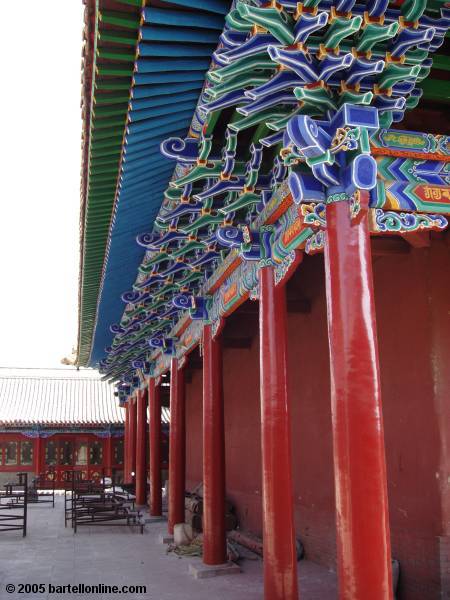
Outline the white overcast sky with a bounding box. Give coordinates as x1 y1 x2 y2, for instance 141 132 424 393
0 2 84 368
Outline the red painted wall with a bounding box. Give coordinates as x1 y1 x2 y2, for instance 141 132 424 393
374 239 450 599
222 335 263 534
186 367 203 491
184 237 450 599
287 257 336 567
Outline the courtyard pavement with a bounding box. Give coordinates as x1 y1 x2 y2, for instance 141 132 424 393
0 497 337 599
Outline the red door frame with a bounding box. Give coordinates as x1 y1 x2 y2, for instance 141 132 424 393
112 436 125 477
40 433 106 484
0 433 35 474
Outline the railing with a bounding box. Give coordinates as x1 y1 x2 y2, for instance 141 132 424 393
28 471 55 508
0 472 28 537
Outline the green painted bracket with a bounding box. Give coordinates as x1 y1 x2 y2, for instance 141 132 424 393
181 212 225 234
171 162 224 187
356 21 399 53
171 239 207 258
206 75 268 100
404 49 429 65
152 283 180 301
378 63 420 89
175 270 205 288
225 9 254 32
145 299 169 313
323 16 363 49
401 0 427 22
229 109 288 132
416 64 432 82
267 106 309 131
164 188 184 202
236 3 295 46
378 111 394 128
138 252 170 273
220 191 261 214
208 55 276 84
306 150 334 168
339 90 373 106
294 86 336 111
225 130 238 154
198 136 213 162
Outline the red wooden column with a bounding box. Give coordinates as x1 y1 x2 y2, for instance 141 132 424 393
129 396 137 482
104 435 113 478
202 324 226 565
259 266 298 600
34 435 43 476
324 199 393 599
149 378 162 516
135 388 148 505
168 358 186 534
123 403 131 484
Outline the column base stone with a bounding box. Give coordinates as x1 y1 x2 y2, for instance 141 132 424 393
188 559 241 579
159 534 174 544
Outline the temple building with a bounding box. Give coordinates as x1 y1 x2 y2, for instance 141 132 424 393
76 1 450 598
0 369 125 486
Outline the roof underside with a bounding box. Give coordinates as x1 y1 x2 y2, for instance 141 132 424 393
77 0 450 374
77 0 231 366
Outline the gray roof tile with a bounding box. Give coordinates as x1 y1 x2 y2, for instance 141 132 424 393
0 369 124 426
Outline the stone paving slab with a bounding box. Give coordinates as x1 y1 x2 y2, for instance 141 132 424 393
0 497 337 599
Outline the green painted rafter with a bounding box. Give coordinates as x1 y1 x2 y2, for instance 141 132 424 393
77 0 141 366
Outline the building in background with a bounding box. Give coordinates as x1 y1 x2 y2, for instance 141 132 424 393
0 369 124 486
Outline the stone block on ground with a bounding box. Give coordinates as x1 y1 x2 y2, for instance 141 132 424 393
189 559 241 579
159 533 174 544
